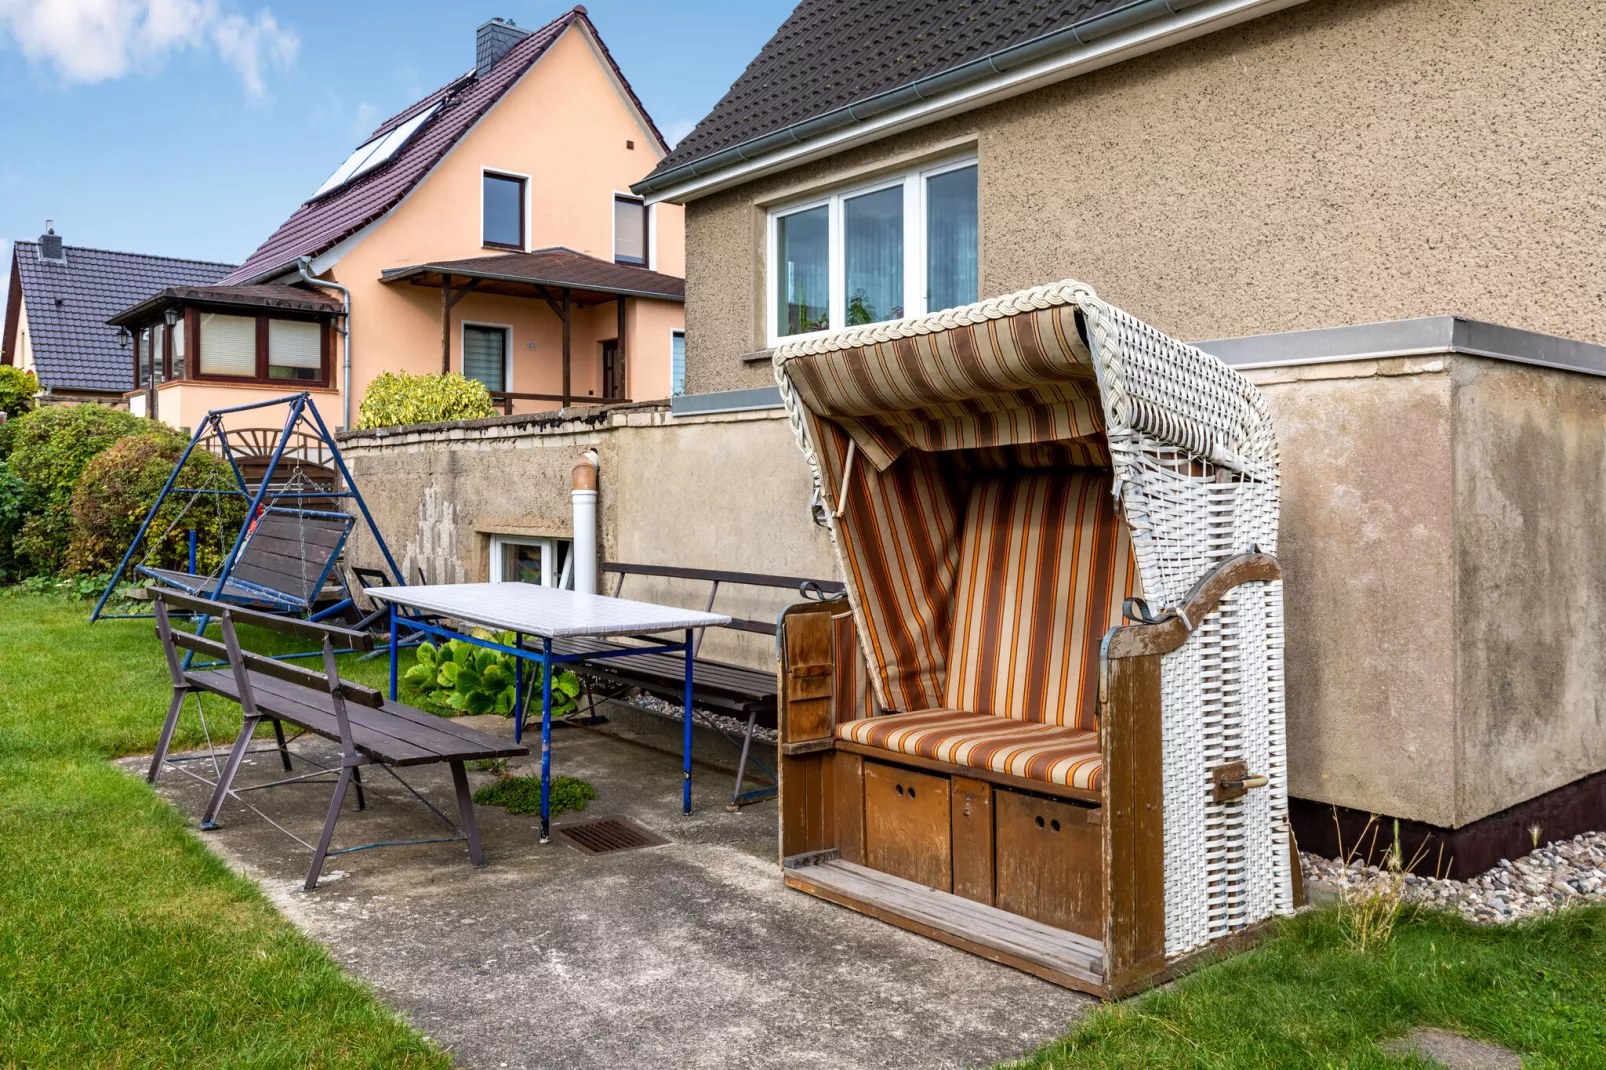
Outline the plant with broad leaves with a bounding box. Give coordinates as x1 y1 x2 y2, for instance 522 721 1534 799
402 633 581 718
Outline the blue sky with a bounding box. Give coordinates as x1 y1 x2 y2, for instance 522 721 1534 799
0 0 790 322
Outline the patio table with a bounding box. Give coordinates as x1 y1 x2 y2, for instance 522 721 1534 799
365 582 730 840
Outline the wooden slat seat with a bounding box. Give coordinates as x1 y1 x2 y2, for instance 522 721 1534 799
186 669 526 766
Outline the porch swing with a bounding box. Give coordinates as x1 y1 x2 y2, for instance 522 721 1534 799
771 279 1302 997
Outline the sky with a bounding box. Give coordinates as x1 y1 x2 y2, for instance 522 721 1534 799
0 0 792 323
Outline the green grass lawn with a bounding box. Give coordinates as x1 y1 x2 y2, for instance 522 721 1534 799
2 591 1604 1069
0 591 448 1069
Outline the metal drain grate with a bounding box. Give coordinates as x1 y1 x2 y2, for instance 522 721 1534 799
555 815 669 855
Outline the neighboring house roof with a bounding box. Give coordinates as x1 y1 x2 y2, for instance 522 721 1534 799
108 284 344 327
223 7 666 286
3 240 235 393
636 0 1299 197
380 248 686 303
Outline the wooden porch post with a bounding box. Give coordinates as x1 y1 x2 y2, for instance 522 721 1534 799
616 295 627 400
561 287 571 407
440 274 452 375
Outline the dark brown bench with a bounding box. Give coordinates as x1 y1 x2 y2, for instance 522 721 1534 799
559 562 844 809
150 589 527 890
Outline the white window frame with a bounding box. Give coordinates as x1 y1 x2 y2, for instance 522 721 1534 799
459 320 514 394
670 328 686 396
611 190 649 266
766 154 978 348
481 167 531 251
489 535 573 589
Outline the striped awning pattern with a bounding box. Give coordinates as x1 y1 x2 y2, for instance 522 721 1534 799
839 709 1104 791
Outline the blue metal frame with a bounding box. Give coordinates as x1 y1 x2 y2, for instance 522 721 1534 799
389 606 699 840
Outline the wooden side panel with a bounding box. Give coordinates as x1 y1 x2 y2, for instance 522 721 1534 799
780 752 833 859
1102 653 1166 990
782 606 835 743
831 750 866 864
777 603 840 862
994 789 1103 940
864 761 951 891
951 776 994 905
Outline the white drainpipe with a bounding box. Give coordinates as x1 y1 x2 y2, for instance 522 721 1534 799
295 256 352 429
571 450 599 594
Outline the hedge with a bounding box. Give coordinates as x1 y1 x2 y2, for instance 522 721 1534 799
354 371 495 430
0 366 37 418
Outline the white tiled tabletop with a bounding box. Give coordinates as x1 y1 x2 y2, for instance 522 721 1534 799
364 582 730 639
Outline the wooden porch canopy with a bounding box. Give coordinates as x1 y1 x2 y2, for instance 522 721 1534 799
379 247 685 406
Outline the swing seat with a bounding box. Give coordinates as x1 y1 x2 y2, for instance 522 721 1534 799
138 509 354 614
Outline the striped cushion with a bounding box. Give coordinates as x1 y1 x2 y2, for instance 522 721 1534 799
945 469 1137 730
837 708 1103 791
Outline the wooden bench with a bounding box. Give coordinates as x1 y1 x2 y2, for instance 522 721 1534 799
149 589 527 890
559 562 844 809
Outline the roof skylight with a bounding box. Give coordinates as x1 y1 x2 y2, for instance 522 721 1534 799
310 102 442 199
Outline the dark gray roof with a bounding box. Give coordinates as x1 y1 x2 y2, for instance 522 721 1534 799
641 0 1127 186
6 240 234 392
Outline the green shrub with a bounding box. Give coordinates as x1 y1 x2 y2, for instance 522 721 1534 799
0 366 38 418
0 461 23 580
65 431 243 577
6 405 149 575
473 774 596 817
402 635 582 718
354 372 495 430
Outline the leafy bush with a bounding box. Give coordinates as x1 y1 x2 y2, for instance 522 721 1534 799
0 366 38 418
6 404 146 574
65 431 244 577
473 774 596 817
403 635 581 717
0 462 23 580
354 372 494 430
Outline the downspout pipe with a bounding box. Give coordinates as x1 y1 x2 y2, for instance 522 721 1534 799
571 451 599 595
633 0 1211 198
295 256 353 429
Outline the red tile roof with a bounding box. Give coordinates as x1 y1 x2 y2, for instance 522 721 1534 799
224 8 666 286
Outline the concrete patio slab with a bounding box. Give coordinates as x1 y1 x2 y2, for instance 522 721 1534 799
127 702 1093 1070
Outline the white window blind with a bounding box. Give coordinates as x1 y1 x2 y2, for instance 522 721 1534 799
462 326 507 392
199 313 257 376
268 319 322 379
671 330 685 396
171 319 185 379
614 196 646 264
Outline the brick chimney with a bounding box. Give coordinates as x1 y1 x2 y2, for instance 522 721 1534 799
476 18 531 77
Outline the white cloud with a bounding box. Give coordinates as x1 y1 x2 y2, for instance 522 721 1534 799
664 118 697 148
0 0 298 96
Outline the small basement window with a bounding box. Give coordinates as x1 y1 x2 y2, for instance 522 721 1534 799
490 535 572 588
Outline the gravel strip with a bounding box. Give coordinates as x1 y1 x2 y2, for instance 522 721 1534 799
628 692 780 745
1302 831 1606 923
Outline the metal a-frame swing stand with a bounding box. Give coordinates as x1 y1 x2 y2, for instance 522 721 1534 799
90 392 405 631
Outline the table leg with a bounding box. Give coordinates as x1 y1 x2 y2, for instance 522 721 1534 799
388 604 398 702
683 627 694 815
540 638 554 842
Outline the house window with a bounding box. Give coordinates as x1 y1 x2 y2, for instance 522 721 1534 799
463 324 508 393
490 535 572 588
614 195 647 265
197 313 260 377
170 318 185 379
768 158 978 345
483 172 525 249
602 339 623 399
670 329 685 397
269 319 323 380
136 328 152 387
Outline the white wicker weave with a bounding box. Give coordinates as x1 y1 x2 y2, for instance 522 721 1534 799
775 279 1294 961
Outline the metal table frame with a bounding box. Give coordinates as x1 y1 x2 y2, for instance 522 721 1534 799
383 605 698 842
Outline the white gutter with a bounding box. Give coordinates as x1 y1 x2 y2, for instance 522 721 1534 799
295 257 353 429
638 0 1309 205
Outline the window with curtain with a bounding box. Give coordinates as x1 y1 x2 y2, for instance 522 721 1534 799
776 204 829 337
670 330 685 396
463 325 508 393
614 196 647 265
198 313 258 376
268 319 322 380
768 157 978 344
170 319 185 379
483 173 525 248
136 328 151 387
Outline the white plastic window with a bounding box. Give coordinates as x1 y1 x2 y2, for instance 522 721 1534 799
490 535 573 589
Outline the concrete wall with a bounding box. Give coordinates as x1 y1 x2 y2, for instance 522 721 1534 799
679 0 1606 394
337 404 836 671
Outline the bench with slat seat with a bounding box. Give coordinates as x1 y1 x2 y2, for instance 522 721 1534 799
139 509 354 614
554 563 843 809
149 589 528 890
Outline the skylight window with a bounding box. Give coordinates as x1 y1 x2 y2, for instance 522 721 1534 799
310 102 441 199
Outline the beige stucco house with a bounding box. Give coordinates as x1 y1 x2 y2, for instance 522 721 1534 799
111 10 685 432
603 0 1606 875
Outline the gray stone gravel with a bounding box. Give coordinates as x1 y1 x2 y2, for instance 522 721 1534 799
1302 830 1606 924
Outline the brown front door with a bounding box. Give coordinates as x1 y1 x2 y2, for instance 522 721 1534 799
602 339 624 399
